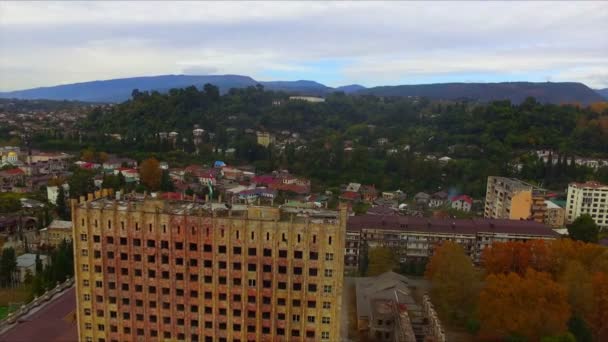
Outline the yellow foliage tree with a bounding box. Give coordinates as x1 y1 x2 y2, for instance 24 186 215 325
558 260 593 317
586 272 608 341
425 242 480 324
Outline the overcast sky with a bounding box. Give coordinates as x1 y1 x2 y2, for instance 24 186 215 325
0 1 607 91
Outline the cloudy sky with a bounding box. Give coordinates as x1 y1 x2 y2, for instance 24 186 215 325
0 1 607 91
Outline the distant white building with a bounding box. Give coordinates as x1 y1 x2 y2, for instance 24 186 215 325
47 184 69 205
288 96 325 103
566 181 608 229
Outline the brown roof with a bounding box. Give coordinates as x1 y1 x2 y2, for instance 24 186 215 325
347 214 559 237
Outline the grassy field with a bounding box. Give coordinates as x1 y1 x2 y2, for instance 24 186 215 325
0 286 32 307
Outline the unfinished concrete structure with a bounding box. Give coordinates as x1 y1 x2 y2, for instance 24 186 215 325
72 191 346 342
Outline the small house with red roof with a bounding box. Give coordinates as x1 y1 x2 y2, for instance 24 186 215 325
450 195 473 212
340 191 361 202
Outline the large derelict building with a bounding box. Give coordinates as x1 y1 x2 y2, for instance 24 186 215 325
73 192 346 342
484 176 546 221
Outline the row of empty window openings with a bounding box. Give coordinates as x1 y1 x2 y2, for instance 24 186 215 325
82 281 334 295
84 310 331 325
82 299 332 313
84 327 331 341
82 219 332 245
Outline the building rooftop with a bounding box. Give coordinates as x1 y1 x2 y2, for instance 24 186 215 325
356 272 417 320
569 181 608 189
78 197 343 225
47 220 73 230
16 253 48 268
347 214 559 237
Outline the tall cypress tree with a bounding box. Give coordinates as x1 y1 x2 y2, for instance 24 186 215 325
56 186 69 220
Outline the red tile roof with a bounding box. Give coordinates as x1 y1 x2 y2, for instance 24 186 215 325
450 195 473 205
2 168 24 175
340 191 361 200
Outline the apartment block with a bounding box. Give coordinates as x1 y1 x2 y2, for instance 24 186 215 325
344 215 559 269
72 193 346 342
566 181 608 229
484 176 545 220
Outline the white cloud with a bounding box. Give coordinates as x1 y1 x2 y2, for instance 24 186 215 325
0 1 606 90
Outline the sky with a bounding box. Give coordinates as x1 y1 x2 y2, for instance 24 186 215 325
0 1 607 91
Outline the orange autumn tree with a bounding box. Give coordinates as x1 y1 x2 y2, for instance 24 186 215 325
548 239 608 277
587 272 608 341
479 268 570 340
481 240 550 275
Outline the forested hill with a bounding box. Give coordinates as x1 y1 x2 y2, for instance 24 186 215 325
360 82 604 105
33 84 607 196
0 74 604 104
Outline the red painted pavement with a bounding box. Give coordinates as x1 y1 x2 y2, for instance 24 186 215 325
0 287 78 342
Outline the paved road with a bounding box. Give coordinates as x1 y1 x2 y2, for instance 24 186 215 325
0 287 77 342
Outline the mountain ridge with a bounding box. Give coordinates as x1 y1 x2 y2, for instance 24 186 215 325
0 74 603 104
595 88 608 100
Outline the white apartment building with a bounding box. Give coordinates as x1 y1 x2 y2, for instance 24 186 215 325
566 181 608 229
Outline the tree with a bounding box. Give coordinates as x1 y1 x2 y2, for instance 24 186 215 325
479 269 570 340
80 148 95 162
160 169 174 192
139 157 162 190
586 272 608 341
558 260 593 316
425 242 480 324
568 314 593 342
482 240 550 276
0 247 17 287
56 185 69 220
567 214 599 243
366 246 397 276
68 169 95 199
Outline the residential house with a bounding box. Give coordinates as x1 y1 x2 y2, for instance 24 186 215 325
429 191 448 208
256 132 275 147
340 191 361 202
47 184 69 205
0 168 25 192
450 195 473 212
360 185 378 203
16 253 48 282
40 220 73 247
376 138 389 146
414 192 431 206
114 168 140 183
346 182 362 193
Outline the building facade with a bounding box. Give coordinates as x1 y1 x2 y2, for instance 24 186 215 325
484 176 545 220
344 215 559 269
73 192 345 342
566 181 608 229
544 201 565 228
40 219 73 248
